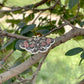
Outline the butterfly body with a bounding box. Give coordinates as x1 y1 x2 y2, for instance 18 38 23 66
19 36 55 54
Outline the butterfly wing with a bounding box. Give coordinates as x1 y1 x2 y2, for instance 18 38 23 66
39 37 55 53
19 38 40 54
19 37 55 54
19 40 29 50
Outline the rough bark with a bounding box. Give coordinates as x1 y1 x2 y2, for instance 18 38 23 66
0 27 84 83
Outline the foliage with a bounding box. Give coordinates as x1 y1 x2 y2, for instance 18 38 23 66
37 39 84 84
0 0 84 84
65 47 84 65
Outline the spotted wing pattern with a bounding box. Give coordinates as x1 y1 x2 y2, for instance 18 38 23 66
19 37 55 54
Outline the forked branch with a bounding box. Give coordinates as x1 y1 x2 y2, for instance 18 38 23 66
0 26 84 83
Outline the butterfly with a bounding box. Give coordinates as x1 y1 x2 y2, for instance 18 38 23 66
19 36 55 54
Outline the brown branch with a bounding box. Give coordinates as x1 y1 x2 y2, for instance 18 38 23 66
0 53 46 83
0 22 65 40
44 23 66 36
0 0 48 12
0 30 29 40
0 7 22 12
0 50 14 69
61 16 75 28
32 53 48 84
32 11 44 24
3 50 14 61
13 53 48 84
34 0 48 8
0 0 48 10
0 0 60 12
0 26 84 83
32 0 60 11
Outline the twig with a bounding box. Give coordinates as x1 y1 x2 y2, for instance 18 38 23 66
44 23 66 36
0 30 29 40
0 50 14 69
0 27 84 83
0 0 48 10
32 0 60 11
32 53 48 84
32 11 44 24
3 50 14 61
34 0 48 8
0 22 67 40
61 16 75 28
13 53 48 84
0 0 60 12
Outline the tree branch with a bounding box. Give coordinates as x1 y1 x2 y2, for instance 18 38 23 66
0 22 65 40
32 53 48 84
0 27 84 83
44 23 66 36
0 0 48 12
34 0 48 8
0 50 14 69
13 53 48 84
0 30 29 40
26 0 60 11
0 22 66 40
0 0 60 12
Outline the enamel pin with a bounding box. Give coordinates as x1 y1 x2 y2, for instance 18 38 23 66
19 36 55 54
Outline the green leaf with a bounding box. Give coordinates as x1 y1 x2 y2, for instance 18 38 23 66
56 27 65 35
1 38 15 50
38 24 55 31
80 52 84 59
80 21 84 27
20 24 36 35
23 31 34 37
73 36 83 41
14 40 25 51
14 23 26 34
65 47 83 56
79 59 83 66
14 57 25 63
37 29 49 35
24 13 34 23
69 0 79 9
16 23 25 31
9 61 21 69
6 19 21 26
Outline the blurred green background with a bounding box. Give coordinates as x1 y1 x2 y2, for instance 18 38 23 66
12 39 84 84
0 0 84 84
